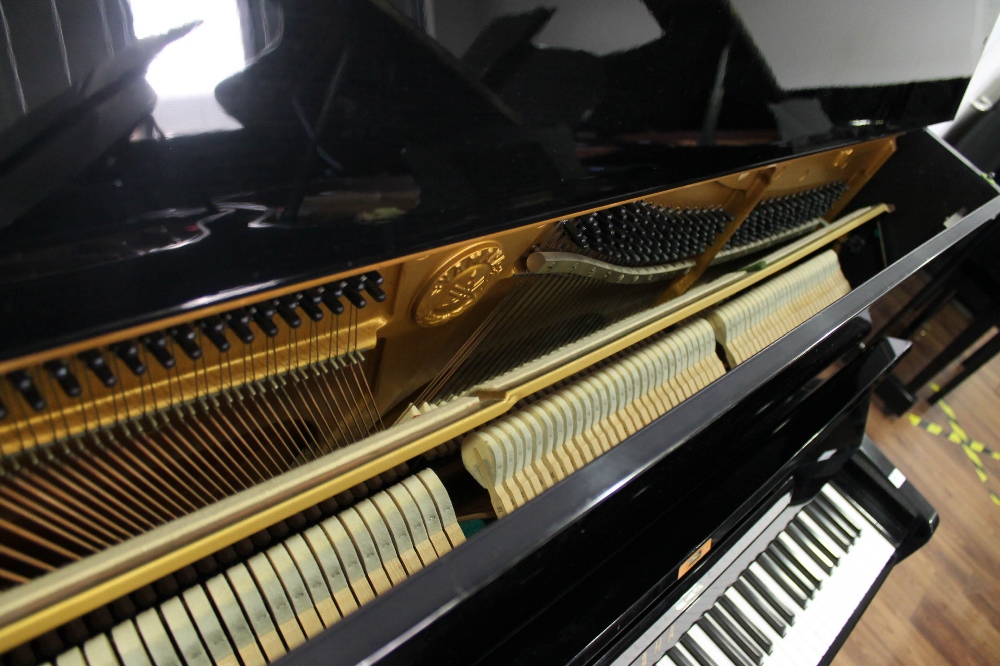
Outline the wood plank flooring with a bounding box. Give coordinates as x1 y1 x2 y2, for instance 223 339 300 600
833 275 1000 666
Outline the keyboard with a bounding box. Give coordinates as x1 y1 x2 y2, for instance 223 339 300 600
615 484 895 666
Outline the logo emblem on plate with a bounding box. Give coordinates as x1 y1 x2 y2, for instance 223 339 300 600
414 243 505 326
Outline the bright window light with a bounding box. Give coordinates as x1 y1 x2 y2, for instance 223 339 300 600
129 0 247 135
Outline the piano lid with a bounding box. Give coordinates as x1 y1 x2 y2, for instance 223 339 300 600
0 0 994 360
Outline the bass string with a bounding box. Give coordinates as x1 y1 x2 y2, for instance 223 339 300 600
0 300 388 586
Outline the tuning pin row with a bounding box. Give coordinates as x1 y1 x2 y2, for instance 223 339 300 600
0 272 389 415
726 182 848 249
562 203 731 267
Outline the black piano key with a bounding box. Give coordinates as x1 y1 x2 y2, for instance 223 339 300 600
170 325 203 360
143 333 176 369
733 581 787 636
0 397 5 419
7 371 45 411
43 360 81 398
790 517 839 565
200 316 231 352
717 595 772 654
78 350 116 387
741 571 795 625
814 492 860 538
698 616 754 666
807 500 854 549
802 504 851 550
816 494 859 542
793 514 843 558
785 522 834 574
772 537 822 589
708 607 764 664
667 646 696 666
679 633 717 666
765 543 816 597
112 341 146 376
756 554 807 609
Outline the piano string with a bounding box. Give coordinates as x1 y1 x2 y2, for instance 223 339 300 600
0 138 899 661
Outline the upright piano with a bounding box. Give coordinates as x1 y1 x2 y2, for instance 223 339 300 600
0 1 998 665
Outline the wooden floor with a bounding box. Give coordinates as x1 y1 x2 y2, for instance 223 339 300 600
833 276 1000 665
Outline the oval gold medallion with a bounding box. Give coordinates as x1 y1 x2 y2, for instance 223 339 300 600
414 243 505 326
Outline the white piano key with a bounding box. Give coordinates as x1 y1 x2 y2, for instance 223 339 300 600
783 523 835 571
709 605 764 665
772 503 894 664
764 544 816 597
724 590 800 666
746 565 825 661
668 642 700 666
795 514 844 558
820 486 869 530
801 505 851 551
757 553 808 607
775 533 827 583
685 623 734 665
698 615 753 666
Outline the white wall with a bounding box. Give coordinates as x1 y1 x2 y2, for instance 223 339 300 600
729 0 1000 90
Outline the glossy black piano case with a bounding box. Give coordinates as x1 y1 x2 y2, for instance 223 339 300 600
276 133 1000 665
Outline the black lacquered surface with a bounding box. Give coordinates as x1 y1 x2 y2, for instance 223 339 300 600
275 191 1000 666
0 0 992 360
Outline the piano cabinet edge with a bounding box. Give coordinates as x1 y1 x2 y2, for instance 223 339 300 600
275 191 1000 666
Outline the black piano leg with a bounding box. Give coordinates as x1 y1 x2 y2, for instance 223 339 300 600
929 326 1000 404
904 314 995 396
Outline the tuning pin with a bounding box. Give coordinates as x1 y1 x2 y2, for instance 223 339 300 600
275 297 302 329
171 324 203 360
200 316 231 351
250 303 279 337
225 309 255 344
363 272 387 302
299 290 324 321
78 350 116 387
320 284 345 315
43 359 82 397
7 370 45 411
341 278 367 309
111 341 146 376
143 332 175 369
